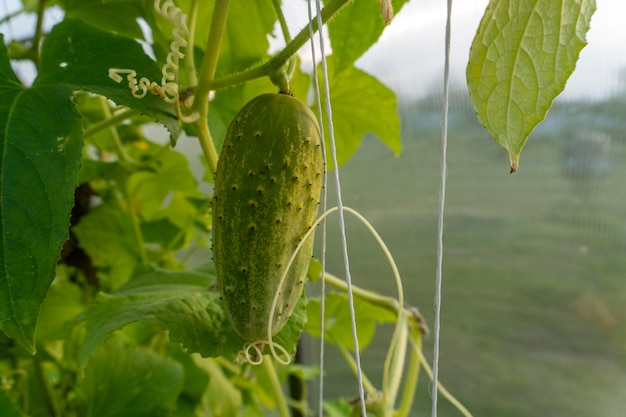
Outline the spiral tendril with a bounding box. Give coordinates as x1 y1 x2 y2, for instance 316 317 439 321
108 0 199 122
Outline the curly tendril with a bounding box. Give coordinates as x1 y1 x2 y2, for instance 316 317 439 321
108 0 198 122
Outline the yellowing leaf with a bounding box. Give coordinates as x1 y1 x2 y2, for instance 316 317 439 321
467 0 595 172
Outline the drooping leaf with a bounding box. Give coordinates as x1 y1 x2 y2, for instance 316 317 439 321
466 0 596 172
305 292 396 352
75 336 184 417
318 58 401 168
75 265 306 368
328 0 411 73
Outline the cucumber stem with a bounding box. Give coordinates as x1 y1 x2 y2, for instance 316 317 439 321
261 356 291 417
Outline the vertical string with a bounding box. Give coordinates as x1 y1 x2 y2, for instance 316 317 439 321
431 1 453 417
313 0 368 415
306 1 329 415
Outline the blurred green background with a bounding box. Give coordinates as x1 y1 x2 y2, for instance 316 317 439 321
307 89 626 416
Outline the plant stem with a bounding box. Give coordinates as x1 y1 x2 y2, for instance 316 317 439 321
33 355 60 417
97 98 135 164
271 0 292 43
195 0 230 104
323 271 401 315
192 0 230 179
185 0 199 87
331 333 377 396
210 0 352 91
32 0 47 68
413 342 474 417
83 108 139 140
261 356 291 417
394 327 422 417
126 194 149 264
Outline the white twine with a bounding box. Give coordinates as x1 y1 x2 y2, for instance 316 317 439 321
306 1 329 415
431 1 453 416
312 0 368 415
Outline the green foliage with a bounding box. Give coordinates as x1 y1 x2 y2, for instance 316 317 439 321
0 0 593 415
467 0 595 172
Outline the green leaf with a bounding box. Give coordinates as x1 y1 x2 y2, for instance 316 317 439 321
0 37 82 353
466 0 596 172
196 357 243 417
328 0 410 72
319 58 401 168
0 390 27 417
59 0 151 40
72 200 141 289
39 19 180 141
75 336 184 417
305 292 395 352
75 265 306 368
214 0 275 77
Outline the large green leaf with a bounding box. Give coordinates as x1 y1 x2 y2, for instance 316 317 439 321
0 18 184 351
319 58 401 167
0 37 82 353
38 19 180 140
467 0 595 172
75 336 184 417
75 265 306 368
59 0 151 40
328 0 410 73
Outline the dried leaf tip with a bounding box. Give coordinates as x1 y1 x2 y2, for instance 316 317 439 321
380 0 394 25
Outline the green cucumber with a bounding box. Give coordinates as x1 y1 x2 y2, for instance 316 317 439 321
213 93 324 342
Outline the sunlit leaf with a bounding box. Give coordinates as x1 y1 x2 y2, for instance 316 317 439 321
318 58 401 168
467 0 596 172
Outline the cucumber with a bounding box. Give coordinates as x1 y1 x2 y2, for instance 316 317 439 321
213 93 324 342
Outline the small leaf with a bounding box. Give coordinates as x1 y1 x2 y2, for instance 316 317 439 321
318 59 401 168
305 292 395 351
75 336 184 417
467 0 596 172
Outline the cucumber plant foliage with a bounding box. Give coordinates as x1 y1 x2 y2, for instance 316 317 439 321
0 0 593 416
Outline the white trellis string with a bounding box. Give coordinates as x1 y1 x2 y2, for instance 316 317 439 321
306 1 329 415
312 0 368 415
431 0 453 416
